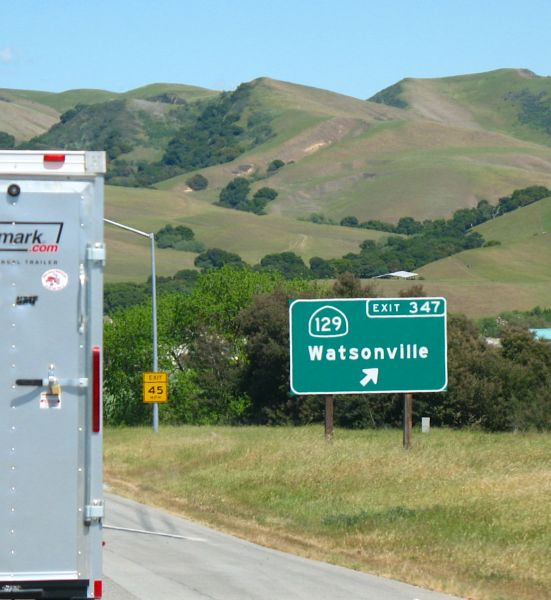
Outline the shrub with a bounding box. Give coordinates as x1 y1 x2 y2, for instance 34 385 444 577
267 159 285 172
186 173 208 191
340 216 359 227
219 177 250 208
194 248 247 270
156 224 197 250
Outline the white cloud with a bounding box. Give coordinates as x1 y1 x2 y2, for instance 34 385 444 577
0 48 13 64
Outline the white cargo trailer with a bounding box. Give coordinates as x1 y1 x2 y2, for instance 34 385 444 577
0 151 105 599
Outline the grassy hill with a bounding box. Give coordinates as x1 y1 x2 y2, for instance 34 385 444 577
7 72 551 221
372 197 551 317
160 74 551 224
0 83 218 143
104 184 384 281
0 91 60 140
373 68 551 145
5 70 551 316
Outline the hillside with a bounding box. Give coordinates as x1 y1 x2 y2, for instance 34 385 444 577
104 184 384 281
160 73 551 224
0 91 59 140
373 197 551 317
6 72 551 221
0 82 218 143
371 68 551 145
4 70 551 316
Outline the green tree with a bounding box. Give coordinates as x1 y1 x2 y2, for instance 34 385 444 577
185 173 208 191
238 283 320 424
332 272 380 298
253 187 278 201
162 84 273 173
103 295 180 425
511 185 551 206
156 224 195 248
396 216 423 235
219 177 250 208
104 282 148 315
309 256 335 278
194 247 247 271
249 187 278 214
340 216 359 227
267 159 285 172
238 289 295 423
170 267 285 423
104 267 284 426
259 252 311 279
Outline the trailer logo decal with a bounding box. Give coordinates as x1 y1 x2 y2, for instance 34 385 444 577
41 269 69 291
0 221 63 253
16 295 38 306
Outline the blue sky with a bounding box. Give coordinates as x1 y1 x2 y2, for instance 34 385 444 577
1 0 550 98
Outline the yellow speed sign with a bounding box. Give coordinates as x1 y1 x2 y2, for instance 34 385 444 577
143 372 168 403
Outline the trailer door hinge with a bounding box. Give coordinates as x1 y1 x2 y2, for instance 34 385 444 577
85 500 104 524
86 243 106 264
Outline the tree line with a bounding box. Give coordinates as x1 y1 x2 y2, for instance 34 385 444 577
335 186 551 234
104 267 551 432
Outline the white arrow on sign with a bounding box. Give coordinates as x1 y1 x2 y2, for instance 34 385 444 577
360 368 379 387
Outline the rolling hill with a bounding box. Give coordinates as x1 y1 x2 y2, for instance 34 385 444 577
157 74 551 223
376 197 551 317
0 82 219 145
104 184 384 280
372 68 551 146
3 69 551 316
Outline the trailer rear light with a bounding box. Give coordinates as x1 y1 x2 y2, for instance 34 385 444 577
92 346 101 433
44 153 66 163
94 579 103 598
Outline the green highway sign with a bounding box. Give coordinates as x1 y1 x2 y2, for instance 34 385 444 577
289 297 447 395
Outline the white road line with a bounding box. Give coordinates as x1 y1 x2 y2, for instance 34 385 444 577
104 524 207 542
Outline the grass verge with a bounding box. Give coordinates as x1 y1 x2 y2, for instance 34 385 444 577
104 426 551 600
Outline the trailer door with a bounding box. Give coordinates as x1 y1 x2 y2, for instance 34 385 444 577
1 178 94 581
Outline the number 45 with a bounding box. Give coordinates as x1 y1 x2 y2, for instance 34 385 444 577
148 385 164 395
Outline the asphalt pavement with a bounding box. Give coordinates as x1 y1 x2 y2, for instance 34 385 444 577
103 493 463 600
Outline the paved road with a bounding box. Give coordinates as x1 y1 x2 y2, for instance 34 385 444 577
103 494 463 600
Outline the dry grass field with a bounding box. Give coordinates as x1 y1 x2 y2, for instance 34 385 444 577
105 426 551 600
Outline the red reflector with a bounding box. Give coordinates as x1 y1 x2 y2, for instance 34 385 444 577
92 346 101 433
94 579 103 598
44 153 66 163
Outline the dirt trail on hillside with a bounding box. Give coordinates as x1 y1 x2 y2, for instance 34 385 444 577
289 234 308 251
277 117 369 162
405 80 482 130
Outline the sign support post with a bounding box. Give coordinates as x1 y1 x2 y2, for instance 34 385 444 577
403 393 413 449
325 395 334 442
